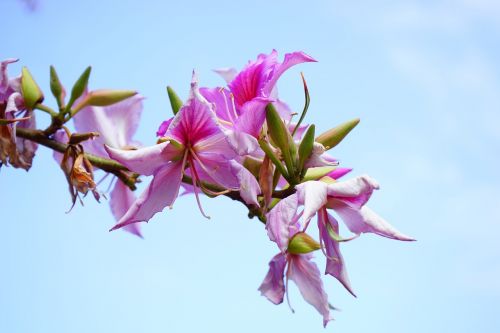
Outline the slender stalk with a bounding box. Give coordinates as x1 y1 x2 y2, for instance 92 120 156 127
34 104 58 117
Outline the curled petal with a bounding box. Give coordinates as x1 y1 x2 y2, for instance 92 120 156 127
327 175 380 208
110 180 142 238
288 254 332 327
258 253 287 305
213 67 238 84
105 142 181 176
110 162 184 231
318 209 355 296
328 202 415 241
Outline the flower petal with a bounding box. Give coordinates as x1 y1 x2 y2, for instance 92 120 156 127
297 181 329 225
110 162 184 231
328 202 415 241
110 179 142 238
288 254 332 327
327 175 380 208
105 142 180 176
231 161 261 206
327 167 352 180
266 194 299 251
318 209 355 296
258 253 287 305
213 67 238 84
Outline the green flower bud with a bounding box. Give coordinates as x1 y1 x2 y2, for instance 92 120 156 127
315 118 360 151
298 124 315 173
287 232 321 254
21 67 44 110
302 166 337 182
49 65 65 108
73 89 137 113
66 66 91 111
167 86 183 115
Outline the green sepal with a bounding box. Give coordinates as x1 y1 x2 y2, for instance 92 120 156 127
266 103 295 178
49 66 65 108
21 67 44 110
167 86 183 115
66 66 91 112
298 124 315 174
315 118 360 151
326 223 357 242
287 232 321 254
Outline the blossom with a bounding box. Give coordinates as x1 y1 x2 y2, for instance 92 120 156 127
106 73 258 231
0 58 37 170
262 176 414 325
259 192 332 326
200 50 316 153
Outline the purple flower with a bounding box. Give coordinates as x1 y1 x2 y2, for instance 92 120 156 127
107 73 259 231
0 58 37 170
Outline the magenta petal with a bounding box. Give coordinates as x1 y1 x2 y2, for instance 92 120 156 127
110 180 142 238
258 253 287 305
157 118 174 137
233 98 269 138
226 130 262 157
110 162 183 231
199 87 237 124
318 209 355 296
329 202 415 241
263 51 317 96
288 254 332 327
266 194 299 251
168 78 221 145
105 142 180 176
327 167 352 180
103 94 144 148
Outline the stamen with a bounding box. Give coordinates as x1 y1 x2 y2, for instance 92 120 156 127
229 92 239 120
220 89 236 124
188 155 211 219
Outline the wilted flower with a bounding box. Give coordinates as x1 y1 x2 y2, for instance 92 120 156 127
0 59 38 170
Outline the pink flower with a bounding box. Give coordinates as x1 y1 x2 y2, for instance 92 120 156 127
262 176 414 325
259 192 332 326
107 73 259 231
200 51 316 154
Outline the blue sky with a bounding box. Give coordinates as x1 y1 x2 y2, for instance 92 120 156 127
1 0 499 332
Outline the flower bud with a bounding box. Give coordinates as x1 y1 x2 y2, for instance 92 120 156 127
266 103 290 154
21 67 44 110
315 118 360 151
66 66 91 111
298 124 315 173
73 89 137 112
50 65 66 108
167 86 183 115
287 232 321 254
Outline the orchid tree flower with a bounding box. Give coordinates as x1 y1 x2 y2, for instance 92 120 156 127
200 50 316 154
106 74 259 232
259 192 332 327
262 176 414 324
0 58 37 170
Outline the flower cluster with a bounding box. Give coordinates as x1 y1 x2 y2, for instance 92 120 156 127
1 51 414 326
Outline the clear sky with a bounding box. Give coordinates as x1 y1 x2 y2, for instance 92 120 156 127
1 0 499 332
